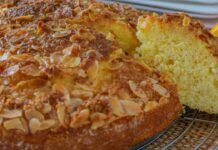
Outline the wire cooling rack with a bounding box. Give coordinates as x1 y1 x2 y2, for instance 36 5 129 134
133 107 218 150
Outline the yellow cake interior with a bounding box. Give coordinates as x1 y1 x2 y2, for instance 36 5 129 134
136 15 218 114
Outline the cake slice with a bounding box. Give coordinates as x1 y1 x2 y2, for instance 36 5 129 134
137 14 218 114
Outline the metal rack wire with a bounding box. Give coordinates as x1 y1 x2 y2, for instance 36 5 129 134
133 107 218 150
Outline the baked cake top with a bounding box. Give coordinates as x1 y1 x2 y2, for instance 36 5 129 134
0 0 178 135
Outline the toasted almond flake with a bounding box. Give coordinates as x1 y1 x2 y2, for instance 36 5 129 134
90 112 107 130
70 109 90 128
42 103 52 114
91 112 107 121
65 98 83 113
3 118 26 132
144 101 158 112
118 89 131 99
62 57 81 68
74 7 82 13
87 60 99 80
159 97 169 105
0 85 4 94
106 32 115 41
75 83 93 91
57 104 66 127
53 30 71 38
21 64 41 76
140 80 147 87
39 119 57 131
20 118 29 133
85 50 103 59
152 84 170 98
71 90 93 98
52 83 70 101
78 31 95 41
107 59 124 70
15 15 33 21
34 55 48 67
77 69 87 78
37 21 43 34
50 52 63 65
0 65 19 77
0 52 9 61
0 117 3 125
182 16 191 26
91 120 105 130
148 77 158 84
25 109 44 121
120 100 142 116
128 80 148 99
0 109 22 118
29 118 41 134
110 98 125 117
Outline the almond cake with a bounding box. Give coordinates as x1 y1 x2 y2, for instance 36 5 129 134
0 0 182 149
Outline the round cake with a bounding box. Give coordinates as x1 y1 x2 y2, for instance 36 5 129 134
0 0 181 149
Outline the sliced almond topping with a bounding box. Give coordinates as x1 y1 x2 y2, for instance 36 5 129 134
0 65 19 77
0 109 22 118
120 100 142 116
106 32 115 41
41 103 52 114
91 112 107 121
53 30 71 38
25 109 44 121
107 59 124 70
144 101 158 112
75 83 93 91
0 52 9 62
70 109 90 128
110 98 125 117
21 64 41 76
91 112 107 130
20 118 29 133
87 60 99 81
52 83 70 101
182 16 191 27
77 69 87 78
39 119 57 131
140 80 147 87
29 118 41 134
3 118 26 132
65 98 83 113
71 90 93 98
15 15 33 21
159 97 169 105
0 117 3 125
152 84 170 98
0 85 4 95
62 57 81 68
91 120 105 130
57 104 66 127
148 77 158 84
128 80 148 99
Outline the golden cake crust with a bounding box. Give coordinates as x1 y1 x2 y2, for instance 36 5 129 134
0 94 181 150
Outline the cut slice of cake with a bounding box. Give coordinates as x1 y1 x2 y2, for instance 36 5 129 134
136 14 218 114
